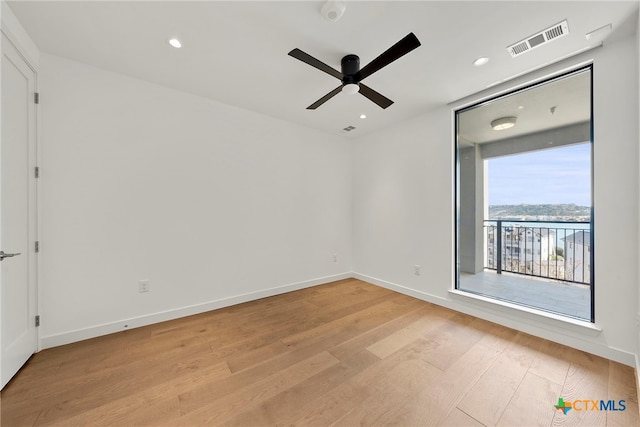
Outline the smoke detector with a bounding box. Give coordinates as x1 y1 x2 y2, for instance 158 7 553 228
321 1 346 22
507 20 569 58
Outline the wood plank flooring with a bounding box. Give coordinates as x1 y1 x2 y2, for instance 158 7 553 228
1 279 638 426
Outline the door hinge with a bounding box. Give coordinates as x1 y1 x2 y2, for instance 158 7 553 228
35 315 40 327
35 166 40 178
34 92 40 104
35 241 40 253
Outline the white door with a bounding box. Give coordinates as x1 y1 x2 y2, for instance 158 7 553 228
1 33 38 390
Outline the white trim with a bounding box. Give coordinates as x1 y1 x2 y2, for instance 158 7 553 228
637 6 640 415
1 1 39 69
1 0 42 355
40 273 352 349
448 289 601 334
354 272 635 367
353 272 449 304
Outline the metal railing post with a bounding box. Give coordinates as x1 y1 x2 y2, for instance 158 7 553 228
496 220 502 274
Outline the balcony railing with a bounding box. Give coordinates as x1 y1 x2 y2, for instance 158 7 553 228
484 220 591 285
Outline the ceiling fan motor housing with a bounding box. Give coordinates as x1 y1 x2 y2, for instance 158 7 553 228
341 54 360 85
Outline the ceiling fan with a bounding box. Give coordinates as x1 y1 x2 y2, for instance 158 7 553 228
288 33 421 110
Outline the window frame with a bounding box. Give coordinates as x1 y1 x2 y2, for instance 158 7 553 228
454 64 595 323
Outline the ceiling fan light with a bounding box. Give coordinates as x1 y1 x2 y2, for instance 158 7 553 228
342 83 360 95
491 116 517 130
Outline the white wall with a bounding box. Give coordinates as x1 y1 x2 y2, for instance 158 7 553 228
38 54 352 346
353 35 639 366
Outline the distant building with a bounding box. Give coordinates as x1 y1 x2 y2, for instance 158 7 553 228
561 231 591 283
487 226 556 276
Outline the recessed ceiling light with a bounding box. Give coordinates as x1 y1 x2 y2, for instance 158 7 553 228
518 105 525 110
473 57 489 66
491 116 517 131
168 38 182 48
360 114 367 119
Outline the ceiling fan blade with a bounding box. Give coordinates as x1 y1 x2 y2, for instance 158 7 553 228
307 86 343 110
288 48 344 80
358 33 421 81
359 84 394 109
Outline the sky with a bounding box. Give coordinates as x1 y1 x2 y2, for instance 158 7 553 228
487 143 591 206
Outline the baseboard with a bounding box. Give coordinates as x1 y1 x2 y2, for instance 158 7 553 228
40 272 352 349
353 272 637 367
40 271 639 369
352 272 449 305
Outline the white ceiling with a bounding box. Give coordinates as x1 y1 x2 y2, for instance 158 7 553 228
7 1 639 138
458 68 591 145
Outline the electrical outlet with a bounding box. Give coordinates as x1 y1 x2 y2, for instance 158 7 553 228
414 265 421 276
333 253 338 263
139 279 151 293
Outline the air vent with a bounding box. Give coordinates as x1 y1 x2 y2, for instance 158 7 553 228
545 25 565 40
510 41 529 56
342 125 356 132
507 20 569 58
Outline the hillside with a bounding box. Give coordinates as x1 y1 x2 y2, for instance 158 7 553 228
488 204 591 221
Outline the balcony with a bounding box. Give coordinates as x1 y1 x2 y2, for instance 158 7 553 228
484 220 591 285
459 271 591 320
458 220 592 321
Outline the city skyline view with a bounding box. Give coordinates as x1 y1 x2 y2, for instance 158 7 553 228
487 143 591 207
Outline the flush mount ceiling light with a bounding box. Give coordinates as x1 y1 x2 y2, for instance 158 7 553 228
491 116 517 130
168 38 182 48
360 114 367 119
473 57 489 66
342 83 360 95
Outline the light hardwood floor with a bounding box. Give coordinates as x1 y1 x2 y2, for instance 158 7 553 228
1 279 638 426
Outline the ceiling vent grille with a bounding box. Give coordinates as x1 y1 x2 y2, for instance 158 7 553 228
507 20 569 58
342 125 356 132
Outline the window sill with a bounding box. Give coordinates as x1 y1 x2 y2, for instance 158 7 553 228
448 289 602 337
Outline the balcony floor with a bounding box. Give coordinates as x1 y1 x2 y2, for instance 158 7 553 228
459 270 591 321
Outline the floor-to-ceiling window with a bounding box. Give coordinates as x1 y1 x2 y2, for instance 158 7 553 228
455 66 593 322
